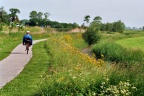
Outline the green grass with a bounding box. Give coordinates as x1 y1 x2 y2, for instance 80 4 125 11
0 41 49 96
0 32 49 61
0 33 22 60
116 37 144 51
1 30 144 95
92 41 144 63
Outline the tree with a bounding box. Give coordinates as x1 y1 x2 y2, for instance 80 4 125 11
0 6 5 22
9 8 20 22
82 21 102 45
93 16 102 22
0 6 9 24
105 22 113 32
29 11 51 26
112 20 125 33
20 19 29 25
72 22 79 28
84 15 90 26
29 11 38 26
44 12 50 20
92 16 102 31
37 12 43 20
29 11 37 20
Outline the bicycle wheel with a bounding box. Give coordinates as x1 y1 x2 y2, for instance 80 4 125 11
26 43 29 54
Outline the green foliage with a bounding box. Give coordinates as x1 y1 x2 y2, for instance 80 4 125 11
9 8 20 22
93 16 102 22
0 6 10 25
102 20 125 33
84 15 90 24
112 20 125 33
82 22 102 45
92 42 144 63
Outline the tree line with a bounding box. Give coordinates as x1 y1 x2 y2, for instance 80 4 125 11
83 15 126 33
2 6 140 32
0 6 79 29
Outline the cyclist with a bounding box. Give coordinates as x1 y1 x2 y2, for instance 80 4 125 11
23 31 33 51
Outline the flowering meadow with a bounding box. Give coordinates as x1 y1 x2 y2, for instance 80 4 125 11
36 32 140 96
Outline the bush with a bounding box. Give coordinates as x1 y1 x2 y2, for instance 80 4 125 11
82 22 101 45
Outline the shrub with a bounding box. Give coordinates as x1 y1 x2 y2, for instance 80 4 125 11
82 22 101 45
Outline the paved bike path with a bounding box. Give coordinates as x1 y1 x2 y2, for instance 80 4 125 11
0 39 47 89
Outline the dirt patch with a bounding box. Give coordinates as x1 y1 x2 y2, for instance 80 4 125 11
68 28 86 33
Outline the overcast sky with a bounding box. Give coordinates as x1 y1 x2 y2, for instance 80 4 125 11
1 0 144 28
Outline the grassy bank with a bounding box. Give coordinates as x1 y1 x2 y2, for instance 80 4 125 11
34 33 139 96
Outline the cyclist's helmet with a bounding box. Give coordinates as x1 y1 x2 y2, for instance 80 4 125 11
26 31 30 34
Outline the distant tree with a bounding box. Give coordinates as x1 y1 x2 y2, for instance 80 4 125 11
100 23 106 31
37 12 43 26
143 26 144 30
0 6 9 24
29 11 51 26
37 12 43 20
29 11 37 20
93 16 102 22
0 6 5 22
29 11 38 26
105 22 113 32
9 8 20 22
92 16 103 31
20 19 29 25
84 15 90 26
72 22 79 28
112 20 125 33
44 12 50 20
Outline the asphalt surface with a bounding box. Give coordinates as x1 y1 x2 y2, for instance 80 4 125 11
0 39 47 89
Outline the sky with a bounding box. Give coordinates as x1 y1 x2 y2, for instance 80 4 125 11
1 0 144 28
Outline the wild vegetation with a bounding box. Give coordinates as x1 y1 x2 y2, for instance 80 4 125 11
0 5 144 96
0 28 144 95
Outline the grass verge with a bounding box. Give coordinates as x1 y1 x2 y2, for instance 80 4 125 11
0 32 49 61
0 41 49 96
